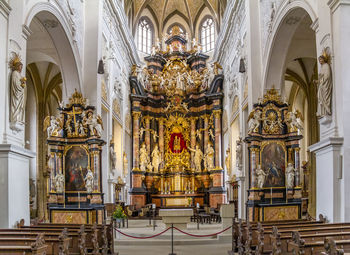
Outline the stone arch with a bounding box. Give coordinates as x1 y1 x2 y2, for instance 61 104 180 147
24 2 82 99
263 0 317 92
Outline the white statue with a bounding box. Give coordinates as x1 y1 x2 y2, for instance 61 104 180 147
78 121 86 136
65 115 73 136
123 152 128 177
256 165 267 189
9 53 26 127
188 144 203 172
156 38 161 50
84 112 103 136
248 110 261 133
169 44 173 54
85 168 94 193
205 143 215 170
316 54 332 117
139 143 149 172
54 172 65 193
192 38 197 48
286 163 295 189
110 142 117 170
151 144 161 173
225 148 231 176
286 110 303 132
47 116 60 137
151 46 156 56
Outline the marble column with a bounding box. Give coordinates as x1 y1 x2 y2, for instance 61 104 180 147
190 117 196 148
132 112 141 170
213 110 222 169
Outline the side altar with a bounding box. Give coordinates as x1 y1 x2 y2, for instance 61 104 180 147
129 26 225 209
245 88 303 221
45 90 106 224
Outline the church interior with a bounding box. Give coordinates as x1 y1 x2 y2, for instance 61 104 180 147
0 0 349 254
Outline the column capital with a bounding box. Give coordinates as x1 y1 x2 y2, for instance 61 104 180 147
132 111 141 119
328 0 350 13
0 0 11 18
213 109 222 118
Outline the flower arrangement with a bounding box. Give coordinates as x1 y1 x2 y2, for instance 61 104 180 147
112 205 127 220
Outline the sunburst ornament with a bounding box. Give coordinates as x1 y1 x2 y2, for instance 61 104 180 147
8 52 23 70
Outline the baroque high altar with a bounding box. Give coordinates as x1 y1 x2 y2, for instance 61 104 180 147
129 26 225 208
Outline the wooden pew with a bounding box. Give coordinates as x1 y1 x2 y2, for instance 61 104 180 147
0 229 71 255
0 233 48 255
287 230 350 255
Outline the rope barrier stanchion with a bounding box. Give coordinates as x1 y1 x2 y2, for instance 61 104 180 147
114 227 171 239
169 224 176 255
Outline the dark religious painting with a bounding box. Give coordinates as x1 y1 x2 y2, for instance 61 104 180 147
65 146 89 191
261 143 285 187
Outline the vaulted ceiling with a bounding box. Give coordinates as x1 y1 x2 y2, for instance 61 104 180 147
124 0 227 38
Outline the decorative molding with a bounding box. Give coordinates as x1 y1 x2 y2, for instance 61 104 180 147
310 17 319 32
328 0 350 13
22 25 32 41
0 0 11 19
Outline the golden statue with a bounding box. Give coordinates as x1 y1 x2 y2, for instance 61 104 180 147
225 148 231 176
174 136 181 152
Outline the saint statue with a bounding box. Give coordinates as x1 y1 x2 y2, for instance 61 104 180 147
188 144 203 172
286 163 295 189
256 165 267 189
84 112 103 137
9 53 26 128
151 144 161 173
205 143 215 170
123 152 128 177
316 53 332 117
110 142 117 170
225 148 231 176
248 110 261 133
54 172 65 193
84 168 94 193
139 143 149 172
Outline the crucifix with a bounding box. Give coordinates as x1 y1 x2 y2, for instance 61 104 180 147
66 106 80 136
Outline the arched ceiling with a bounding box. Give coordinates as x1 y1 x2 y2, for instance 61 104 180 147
125 0 227 37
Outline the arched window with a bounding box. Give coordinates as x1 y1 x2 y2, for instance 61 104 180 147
200 17 215 52
137 17 153 54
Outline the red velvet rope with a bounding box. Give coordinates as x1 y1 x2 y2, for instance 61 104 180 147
173 226 232 237
115 226 232 239
115 227 171 239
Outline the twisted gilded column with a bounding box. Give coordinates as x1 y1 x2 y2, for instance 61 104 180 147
159 118 164 160
213 110 222 168
145 116 151 153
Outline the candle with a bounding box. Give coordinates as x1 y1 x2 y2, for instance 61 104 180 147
270 187 272 204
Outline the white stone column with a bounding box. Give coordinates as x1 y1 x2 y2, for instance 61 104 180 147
83 0 103 114
0 145 35 228
246 0 262 110
309 138 343 222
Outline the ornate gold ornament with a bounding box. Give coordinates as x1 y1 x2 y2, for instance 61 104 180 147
67 89 87 108
262 87 283 104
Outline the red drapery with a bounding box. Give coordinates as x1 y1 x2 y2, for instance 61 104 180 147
169 133 187 153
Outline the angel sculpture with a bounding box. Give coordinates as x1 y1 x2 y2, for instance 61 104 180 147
181 102 189 112
195 129 202 141
78 121 86 136
286 110 303 132
65 115 73 136
248 110 262 133
44 116 63 137
152 131 159 143
84 112 103 136
208 129 215 141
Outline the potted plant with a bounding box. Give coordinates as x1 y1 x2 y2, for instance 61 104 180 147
112 205 127 227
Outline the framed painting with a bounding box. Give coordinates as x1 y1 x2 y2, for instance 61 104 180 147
261 142 286 187
64 146 89 192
